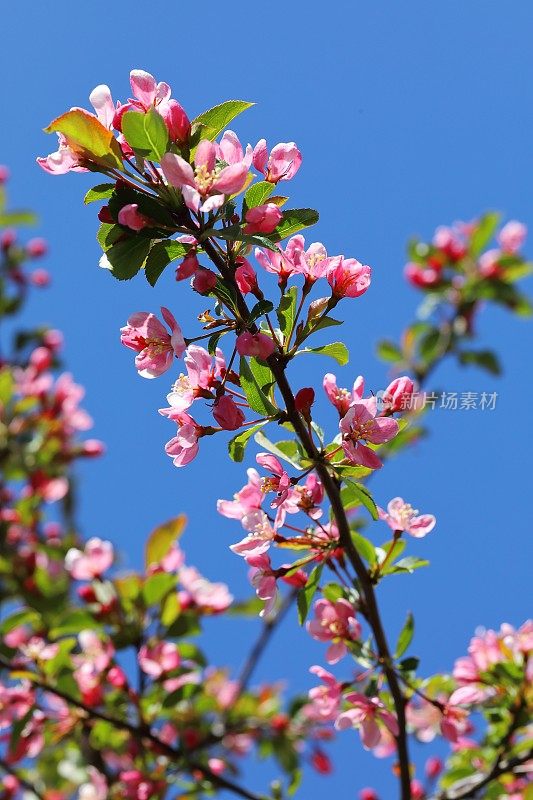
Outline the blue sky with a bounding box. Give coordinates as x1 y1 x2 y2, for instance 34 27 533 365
1 1 532 796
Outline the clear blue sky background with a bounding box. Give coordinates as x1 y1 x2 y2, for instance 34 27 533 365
1 2 532 797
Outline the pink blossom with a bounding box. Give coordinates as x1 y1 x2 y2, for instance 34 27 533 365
254 238 301 285
323 372 365 416
37 85 117 175
119 770 166 800
478 249 502 279
230 510 276 557
406 698 443 743
37 132 87 175
65 537 114 580
256 453 291 509
306 665 342 721
0 165 10 184
164 413 200 467
138 641 181 678
498 220 527 253
235 257 258 294
114 69 188 147
117 203 151 232
120 307 185 378
339 399 398 469
307 598 361 663
252 140 302 183
213 395 245 430
160 345 218 415
236 331 275 360
290 235 332 283
244 203 282 234
335 693 399 750
433 225 466 261
161 138 249 214
217 468 263 520
78 767 108 800
20 637 59 663
217 130 253 168
294 473 324 519
378 497 436 538
179 566 233 613
404 261 441 288
381 377 415 413
246 553 278 617
327 257 371 298
76 630 114 673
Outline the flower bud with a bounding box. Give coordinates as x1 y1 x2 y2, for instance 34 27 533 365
236 331 275 361
191 268 217 294
213 395 245 431
162 99 191 144
295 387 315 419
26 238 48 258
244 203 282 235
235 257 258 295
425 756 443 779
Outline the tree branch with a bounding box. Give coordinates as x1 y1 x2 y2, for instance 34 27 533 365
201 236 413 800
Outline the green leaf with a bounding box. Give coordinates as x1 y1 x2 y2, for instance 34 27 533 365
469 211 501 256
145 515 187 568
418 327 442 362
351 531 377 565
322 583 344 602
0 369 14 405
272 208 319 241
296 341 349 365
0 608 41 635
121 108 170 161
192 100 254 141
144 239 188 286
239 356 278 416
297 563 324 624
458 349 501 375
277 286 298 337
399 656 420 672
0 210 38 226
249 299 274 322
244 180 275 211
214 225 279 251
45 108 123 170
97 222 123 251
228 423 267 462
395 612 414 658
161 592 180 627
254 431 303 469
376 340 402 363
143 572 176 605
343 481 378 520
389 556 429 574
84 183 115 204
106 236 152 280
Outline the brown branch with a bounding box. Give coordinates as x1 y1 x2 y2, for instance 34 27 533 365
0 658 270 800
0 757 46 800
433 748 533 800
201 236 413 800
236 588 298 695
